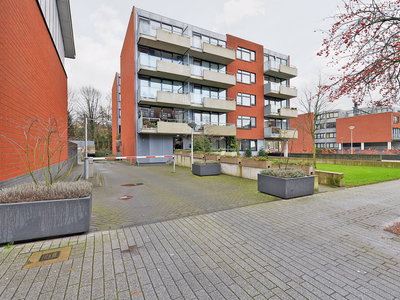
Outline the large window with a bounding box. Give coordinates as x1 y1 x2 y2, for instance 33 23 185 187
264 54 288 66
316 143 338 149
239 139 257 151
139 76 183 98
326 122 336 129
139 47 183 68
237 70 256 84
191 58 226 76
326 132 336 138
237 93 256 106
394 116 399 124
237 116 256 129
192 32 226 49
264 97 289 113
139 18 183 36
316 133 324 139
237 47 255 62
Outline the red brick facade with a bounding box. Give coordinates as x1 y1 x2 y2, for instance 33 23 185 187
112 73 119 154
120 7 136 159
0 0 68 183
336 112 400 143
289 113 314 152
226 35 264 140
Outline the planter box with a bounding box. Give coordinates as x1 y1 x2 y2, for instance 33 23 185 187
0 195 92 244
193 153 204 159
174 151 183 155
220 157 241 164
181 152 191 157
241 160 271 169
258 174 314 199
205 154 220 161
301 166 315 175
192 164 221 176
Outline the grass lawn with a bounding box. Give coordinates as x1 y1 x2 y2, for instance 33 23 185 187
316 164 400 187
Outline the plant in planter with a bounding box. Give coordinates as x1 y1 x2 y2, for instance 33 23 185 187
241 156 271 168
0 116 93 244
299 160 315 175
258 168 314 199
192 134 220 176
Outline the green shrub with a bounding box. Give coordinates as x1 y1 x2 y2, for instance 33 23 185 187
0 181 93 204
116 133 121 140
193 135 212 153
260 168 306 178
258 147 268 158
245 148 252 158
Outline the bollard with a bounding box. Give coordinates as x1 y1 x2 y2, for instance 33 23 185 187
173 157 176 173
84 157 89 179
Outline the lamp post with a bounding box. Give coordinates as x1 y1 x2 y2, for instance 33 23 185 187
349 126 355 154
188 122 197 171
341 137 344 154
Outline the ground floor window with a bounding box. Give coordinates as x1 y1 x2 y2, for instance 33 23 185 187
239 139 257 151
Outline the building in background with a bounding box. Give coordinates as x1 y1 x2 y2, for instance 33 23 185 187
0 0 75 188
112 7 298 163
291 106 400 153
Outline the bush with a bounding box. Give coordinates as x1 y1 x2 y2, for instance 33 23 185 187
243 156 268 161
258 147 268 158
260 168 306 178
0 181 93 204
245 148 252 158
193 135 212 153
116 133 121 140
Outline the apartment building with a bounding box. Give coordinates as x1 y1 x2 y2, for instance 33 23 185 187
0 0 75 188
113 7 298 162
291 106 400 152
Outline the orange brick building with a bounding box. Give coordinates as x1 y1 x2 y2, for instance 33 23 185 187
113 7 298 162
0 0 75 188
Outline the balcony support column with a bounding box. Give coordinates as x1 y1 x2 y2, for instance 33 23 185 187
388 141 392 150
361 142 364 150
284 140 289 158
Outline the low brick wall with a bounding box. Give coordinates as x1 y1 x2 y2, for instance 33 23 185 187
315 170 344 187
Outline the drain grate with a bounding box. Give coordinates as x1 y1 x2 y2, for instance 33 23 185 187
119 195 132 200
121 184 136 186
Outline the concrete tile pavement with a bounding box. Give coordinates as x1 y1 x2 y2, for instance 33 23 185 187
1 174 400 299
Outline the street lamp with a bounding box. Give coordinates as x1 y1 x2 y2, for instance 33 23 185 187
188 122 197 171
349 126 355 154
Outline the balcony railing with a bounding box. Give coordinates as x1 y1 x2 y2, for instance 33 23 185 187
138 86 183 99
190 93 234 105
264 61 297 79
139 22 188 38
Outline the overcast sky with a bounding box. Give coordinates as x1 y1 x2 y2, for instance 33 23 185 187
65 0 354 111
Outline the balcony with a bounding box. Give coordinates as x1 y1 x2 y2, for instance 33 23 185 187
138 117 192 135
137 87 191 108
189 42 235 64
138 24 190 54
264 61 297 80
138 57 191 81
190 66 236 88
189 94 235 112
264 82 297 99
264 127 298 139
264 105 298 119
195 122 236 136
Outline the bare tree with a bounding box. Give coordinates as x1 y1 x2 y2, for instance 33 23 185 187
98 93 112 150
76 86 102 144
297 76 335 167
67 88 78 138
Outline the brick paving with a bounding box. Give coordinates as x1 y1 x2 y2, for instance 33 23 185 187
1 162 400 299
88 161 277 232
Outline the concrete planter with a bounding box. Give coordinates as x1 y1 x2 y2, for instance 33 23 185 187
0 195 92 244
174 151 183 155
220 157 242 164
181 152 191 157
258 174 314 199
241 160 271 169
205 154 220 161
301 166 315 175
193 153 204 159
192 164 221 176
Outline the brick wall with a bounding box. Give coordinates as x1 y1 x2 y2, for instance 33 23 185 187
226 35 264 141
336 112 399 143
112 73 118 154
120 7 136 159
289 113 314 152
0 0 68 185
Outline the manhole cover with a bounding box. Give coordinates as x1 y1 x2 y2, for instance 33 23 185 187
23 246 72 269
121 184 136 186
119 195 132 200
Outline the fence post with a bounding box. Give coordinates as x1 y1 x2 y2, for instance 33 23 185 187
173 156 176 173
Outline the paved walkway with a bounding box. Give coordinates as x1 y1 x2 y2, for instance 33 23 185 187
87 161 277 232
1 170 400 299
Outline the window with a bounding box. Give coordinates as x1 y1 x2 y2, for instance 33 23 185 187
237 70 256 84
237 116 256 129
237 93 256 106
315 133 325 139
239 139 257 151
326 122 336 128
326 132 336 138
237 47 256 62
192 32 226 48
264 54 288 66
394 116 399 124
316 123 325 130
